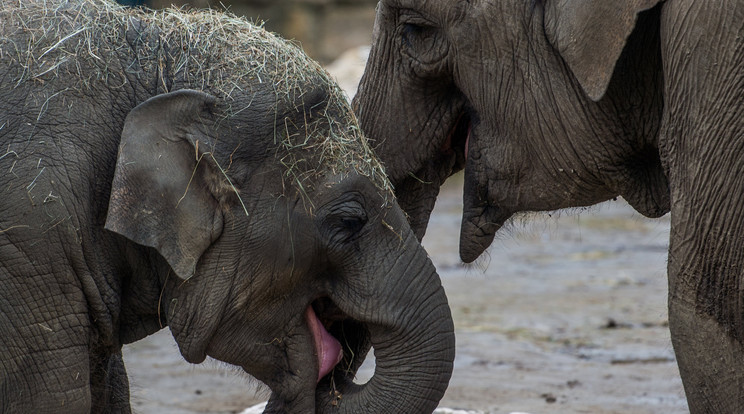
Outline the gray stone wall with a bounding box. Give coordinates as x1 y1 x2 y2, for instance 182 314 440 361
149 0 378 63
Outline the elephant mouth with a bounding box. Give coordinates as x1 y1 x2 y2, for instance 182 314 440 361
396 109 473 240
441 110 471 170
305 305 344 383
310 298 371 387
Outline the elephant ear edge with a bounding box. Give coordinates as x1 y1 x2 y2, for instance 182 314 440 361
543 0 661 101
105 89 225 280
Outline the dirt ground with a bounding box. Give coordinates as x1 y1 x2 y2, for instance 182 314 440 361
123 174 687 414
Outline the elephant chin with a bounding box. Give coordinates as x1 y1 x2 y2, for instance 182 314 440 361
459 203 510 263
459 163 512 263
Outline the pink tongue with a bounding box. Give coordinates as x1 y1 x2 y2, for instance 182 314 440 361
305 306 343 383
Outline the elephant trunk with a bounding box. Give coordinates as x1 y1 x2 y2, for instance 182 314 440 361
317 231 456 413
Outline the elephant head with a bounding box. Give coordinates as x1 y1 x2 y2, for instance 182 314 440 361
353 0 670 262
102 34 454 414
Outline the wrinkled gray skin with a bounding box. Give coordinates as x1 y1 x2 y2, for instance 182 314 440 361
0 2 454 413
354 0 744 412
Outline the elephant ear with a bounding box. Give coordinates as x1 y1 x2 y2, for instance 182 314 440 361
543 0 661 101
105 89 224 280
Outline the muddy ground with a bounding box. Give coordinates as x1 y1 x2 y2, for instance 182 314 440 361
122 48 688 413
123 175 687 414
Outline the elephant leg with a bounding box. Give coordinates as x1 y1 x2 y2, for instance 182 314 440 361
90 350 131 414
659 0 744 410
667 201 744 412
0 337 93 412
664 152 744 412
664 148 744 411
0 266 94 412
668 296 744 412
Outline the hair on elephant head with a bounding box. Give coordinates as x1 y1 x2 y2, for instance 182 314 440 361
355 0 744 412
0 1 454 412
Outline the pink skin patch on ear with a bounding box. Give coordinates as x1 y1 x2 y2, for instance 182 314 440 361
305 306 343 383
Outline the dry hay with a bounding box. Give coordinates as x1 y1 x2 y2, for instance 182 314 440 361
0 0 391 201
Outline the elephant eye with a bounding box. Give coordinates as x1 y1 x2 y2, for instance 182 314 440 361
341 216 366 235
399 15 448 69
325 200 368 243
402 22 428 45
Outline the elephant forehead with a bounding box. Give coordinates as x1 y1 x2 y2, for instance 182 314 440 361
274 93 393 202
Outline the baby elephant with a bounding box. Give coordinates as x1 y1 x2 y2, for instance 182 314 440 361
0 1 454 412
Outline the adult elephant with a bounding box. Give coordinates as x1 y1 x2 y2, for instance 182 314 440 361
353 0 744 412
0 1 454 413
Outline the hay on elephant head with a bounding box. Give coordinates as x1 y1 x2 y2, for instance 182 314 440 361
0 0 391 201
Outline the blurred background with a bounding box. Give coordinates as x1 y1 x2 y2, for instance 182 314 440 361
117 0 377 65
